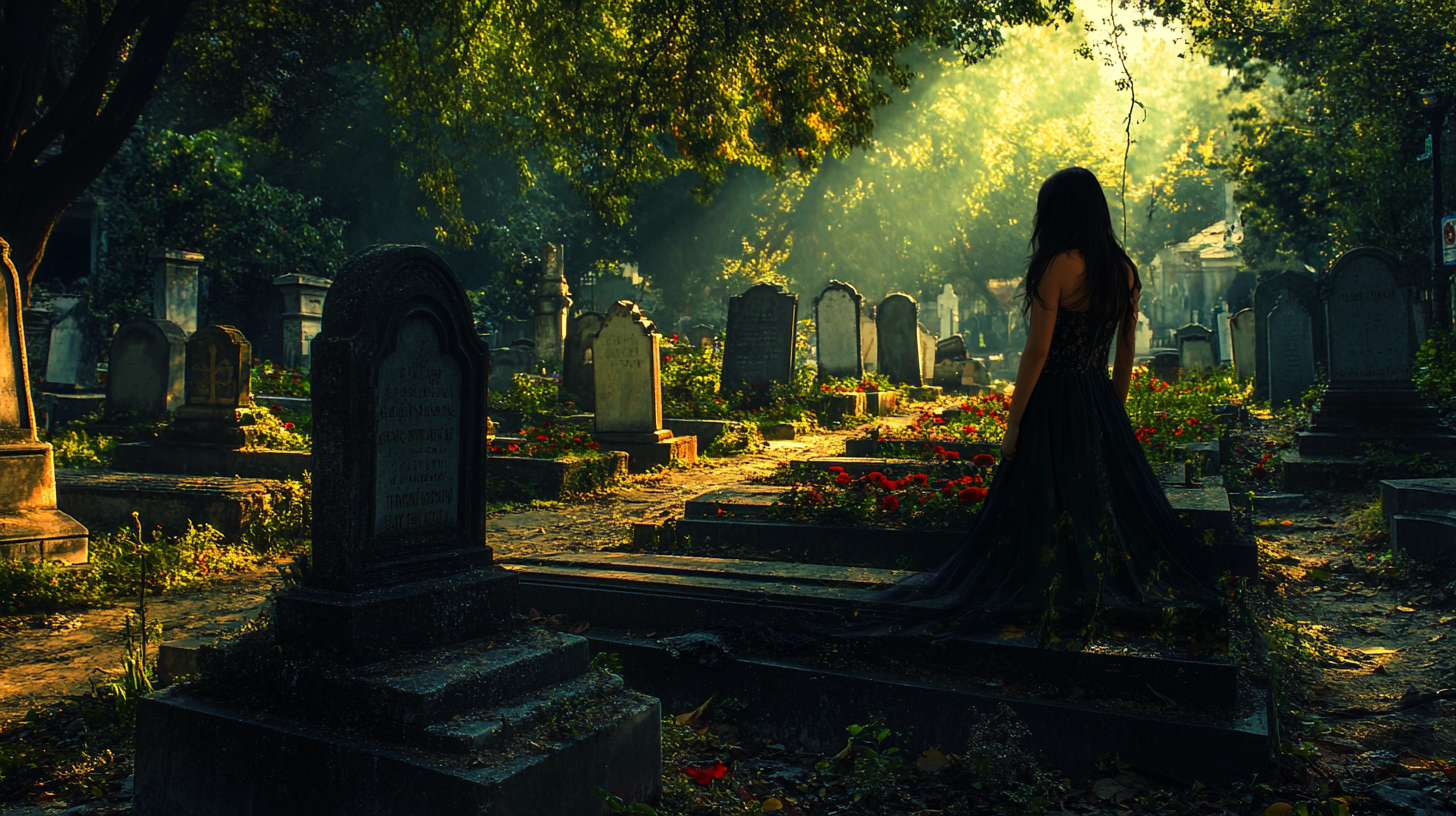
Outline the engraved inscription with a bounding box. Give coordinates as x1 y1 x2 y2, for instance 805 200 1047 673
1328 259 1410 382
374 314 461 536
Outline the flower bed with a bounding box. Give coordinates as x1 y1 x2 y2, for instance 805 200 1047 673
251 360 309 398
1125 366 1247 462
488 422 601 458
768 454 999 529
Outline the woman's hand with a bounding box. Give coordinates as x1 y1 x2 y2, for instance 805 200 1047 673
1000 423 1019 459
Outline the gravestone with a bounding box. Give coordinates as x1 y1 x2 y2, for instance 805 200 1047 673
1135 315 1152 356
135 245 661 816
1216 304 1234 365
859 311 878 373
595 263 643 311
1175 325 1215 372
877 294 922 386
272 273 331 367
593 301 696 471
21 305 50 387
0 238 87 564
1151 351 1181 383
937 284 959 340
44 294 102 389
683 323 717 349
106 319 187 416
918 325 937 382
1253 271 1323 400
1266 296 1316 409
486 344 537 393
151 249 201 335
561 310 604 411
534 242 572 365
1230 308 1256 382
722 283 798 392
814 281 862 379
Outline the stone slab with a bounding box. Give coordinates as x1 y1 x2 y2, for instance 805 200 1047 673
1380 478 1456 522
157 638 208 687
820 392 866 424
254 395 312 415
1279 450 1370 493
865 391 898 416
758 422 795 441
1250 493 1308 515
111 442 311 480
596 435 696 473
55 468 289 539
1391 513 1456 568
0 507 88 564
483 452 628 498
663 418 734 448
903 385 942 402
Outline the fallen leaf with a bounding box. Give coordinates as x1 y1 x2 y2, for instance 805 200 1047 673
917 747 952 773
762 799 783 813
1396 606 1416 613
1264 803 1294 816
1356 647 1402 656
674 694 716 726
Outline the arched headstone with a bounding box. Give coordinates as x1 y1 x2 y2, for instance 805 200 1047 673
722 283 798 391
561 311 604 410
106 319 186 416
814 281 862 379
876 294 922 386
1267 296 1315 408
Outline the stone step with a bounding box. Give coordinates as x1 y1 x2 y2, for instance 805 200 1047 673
1280 451 1369 493
500 553 1238 708
1297 430 1456 459
1391 512 1456 569
423 671 626 753
1380 478 1456 520
581 630 1268 784
55 468 292 539
111 441 311 480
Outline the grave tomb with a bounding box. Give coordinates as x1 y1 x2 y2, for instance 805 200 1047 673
151 249 202 336
106 319 187 416
533 242 572 365
1266 295 1316 409
55 469 295 541
271 273 331 367
135 244 661 816
44 293 102 389
1229 308 1256 382
722 283 798 393
1380 478 1456 568
814 281 863 379
560 310 604 410
876 294 922 386
1252 270 1324 401
592 301 697 471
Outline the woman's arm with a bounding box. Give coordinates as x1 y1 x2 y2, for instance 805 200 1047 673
1112 287 1141 404
1002 253 1076 457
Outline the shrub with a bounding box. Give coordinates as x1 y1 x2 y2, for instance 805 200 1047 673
1415 329 1456 406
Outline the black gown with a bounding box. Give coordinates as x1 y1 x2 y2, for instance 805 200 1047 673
886 307 1220 634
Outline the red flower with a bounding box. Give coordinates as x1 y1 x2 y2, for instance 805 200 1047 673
910 473 929 486
882 479 899 491
958 486 988 504
683 761 728 786
878 495 900 511
587 441 600 449
971 453 996 468
536 435 549 441
507 443 519 452
1265 440 1277 449
283 422 295 430
664 355 673 362
670 334 680 343
867 471 886 483
1252 464 1267 478
835 473 852 486
943 450 960 461
829 465 844 474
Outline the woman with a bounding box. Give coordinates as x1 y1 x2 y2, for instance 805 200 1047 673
891 167 1218 635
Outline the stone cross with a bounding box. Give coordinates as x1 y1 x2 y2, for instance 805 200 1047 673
722 283 798 391
813 281 862 379
185 325 252 408
561 311 604 411
1267 295 1315 409
273 274 332 367
534 243 572 366
876 294 922 386
1229 308 1256 383
936 284 959 340
106 319 186 416
151 249 201 336
594 300 664 435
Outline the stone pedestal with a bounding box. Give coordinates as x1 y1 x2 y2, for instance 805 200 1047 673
594 430 698 473
272 274 331 368
151 249 202 336
534 243 571 366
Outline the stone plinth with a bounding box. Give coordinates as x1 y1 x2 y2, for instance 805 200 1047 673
151 249 202 336
272 274 331 367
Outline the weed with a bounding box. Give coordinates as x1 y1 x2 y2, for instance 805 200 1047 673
48 429 116 469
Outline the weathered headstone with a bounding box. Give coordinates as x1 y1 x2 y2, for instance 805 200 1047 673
1230 308 1256 382
595 263 643 311
1216 304 1234 365
106 319 187 416
1151 351 1181 383
561 311 604 410
534 243 572 365
918 325 937 382
487 344 536 393
859 311 878 372
683 323 717 349
814 281 862 379
136 245 661 816
937 284 959 340
1135 315 1152 356
722 283 798 392
1253 271 1323 400
272 273 331 367
44 294 101 389
877 294 922 386
21 305 50 387
1266 296 1315 409
0 238 87 564
593 301 696 470
1174 324 1215 372
151 249 201 335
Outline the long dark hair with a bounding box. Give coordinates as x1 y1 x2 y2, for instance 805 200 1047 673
1021 167 1140 325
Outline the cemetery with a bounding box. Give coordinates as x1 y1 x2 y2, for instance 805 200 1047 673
2 4 1456 816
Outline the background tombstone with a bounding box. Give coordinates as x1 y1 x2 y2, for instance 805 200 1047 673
272 273 332 367
1174 324 1215 372
1267 296 1315 409
593 300 695 470
936 284 959 340
877 294 922 386
814 281 862 379
1230 308 1256 382
1253 271 1323 400
106 319 187 416
151 249 201 335
21 304 51 387
722 283 798 392
1151 350 1181 383
595 263 643 310
859 310 878 372
534 242 572 366
1216 302 1234 364
44 294 102 389
1135 315 1152 356
683 323 717 348
561 310 604 411
918 325 937 383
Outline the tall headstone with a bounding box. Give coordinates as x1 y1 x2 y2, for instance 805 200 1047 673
137 245 661 815
918 325 937 383
936 284 959 340
859 311 878 372
44 294 102 389
814 281 862 379
151 249 201 336
272 273 332 367
1267 296 1316 409
722 283 798 392
1230 308 1256 382
1134 315 1152 356
1253 271 1323 400
0 238 87 564
106 319 187 416
534 243 572 366
1217 306 1234 365
877 294 922 386
21 305 50 387
593 301 696 470
561 310 604 410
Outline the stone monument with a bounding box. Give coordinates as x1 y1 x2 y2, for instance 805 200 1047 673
877 294 922 386
105 319 187 416
722 283 798 392
593 301 696 471
1174 324 1215 372
135 245 660 815
1216 302 1234 365
918 324 937 383
1267 296 1316 409
272 273 331 367
814 281 862 379
859 310 877 373
44 294 102 389
1230 308 1256 382
534 242 572 366
151 249 201 336
1253 271 1323 400
0 239 87 564
937 284 959 340
683 323 717 349
1135 315 1152 356
561 310 604 411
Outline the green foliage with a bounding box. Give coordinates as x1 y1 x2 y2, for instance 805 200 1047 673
247 408 312 452
490 374 561 416
660 336 823 427
489 422 604 460
252 361 311 398
48 430 116 470
705 424 768 457
1125 366 1247 462
963 704 1069 815
1415 329 1456 407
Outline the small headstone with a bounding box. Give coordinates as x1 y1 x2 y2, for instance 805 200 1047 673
594 301 664 436
1267 296 1316 409
722 283 798 391
936 284 959 340
561 311 605 411
44 295 102 389
151 249 201 335
814 281 862 379
21 306 51 387
1253 271 1322 399
683 324 717 349
1217 304 1234 364
1135 315 1152 356
918 325 937 382
183 325 252 410
106 319 187 416
487 345 536 393
272 274 332 367
1229 308 1255 382
1151 351 1181 383
533 243 572 365
1180 337 1215 372
876 294 922 386
859 311 877 373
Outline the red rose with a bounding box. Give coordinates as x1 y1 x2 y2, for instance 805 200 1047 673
829 465 844 474
835 473 852 485
958 486 988 504
883 479 899 491
867 471 886 483
284 422 295 430
507 443 519 452
971 453 996 468
1265 440 1276 449
944 451 960 461
683 761 728 786
878 495 900 511
664 355 673 362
